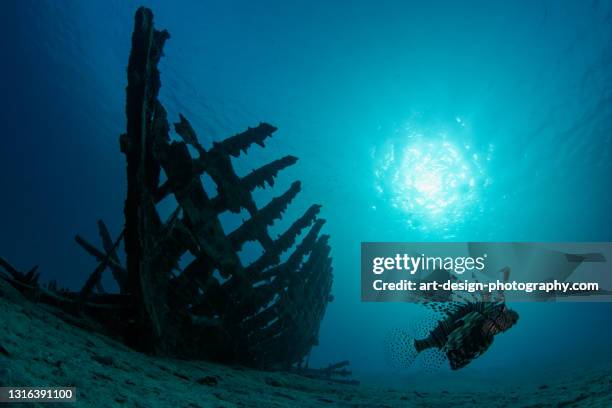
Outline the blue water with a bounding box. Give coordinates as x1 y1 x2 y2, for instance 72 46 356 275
1 0 611 385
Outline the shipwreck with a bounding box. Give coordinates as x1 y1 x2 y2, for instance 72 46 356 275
0 7 345 378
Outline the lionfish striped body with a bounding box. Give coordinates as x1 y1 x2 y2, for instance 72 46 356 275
414 301 519 370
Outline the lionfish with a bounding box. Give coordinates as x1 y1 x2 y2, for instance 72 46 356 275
386 268 519 370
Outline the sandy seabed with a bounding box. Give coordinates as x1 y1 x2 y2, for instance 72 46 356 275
0 279 610 408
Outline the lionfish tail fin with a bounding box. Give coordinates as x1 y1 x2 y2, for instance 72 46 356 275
414 337 432 353
384 328 419 369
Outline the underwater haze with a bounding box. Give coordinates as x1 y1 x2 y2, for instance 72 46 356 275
1 0 612 386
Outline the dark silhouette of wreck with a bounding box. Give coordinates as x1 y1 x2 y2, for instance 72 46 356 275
0 8 350 381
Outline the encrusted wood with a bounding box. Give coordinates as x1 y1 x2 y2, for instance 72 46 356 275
0 6 334 371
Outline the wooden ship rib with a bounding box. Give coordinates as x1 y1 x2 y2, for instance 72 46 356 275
0 7 338 373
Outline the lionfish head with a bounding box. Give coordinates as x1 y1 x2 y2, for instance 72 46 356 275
487 305 519 334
